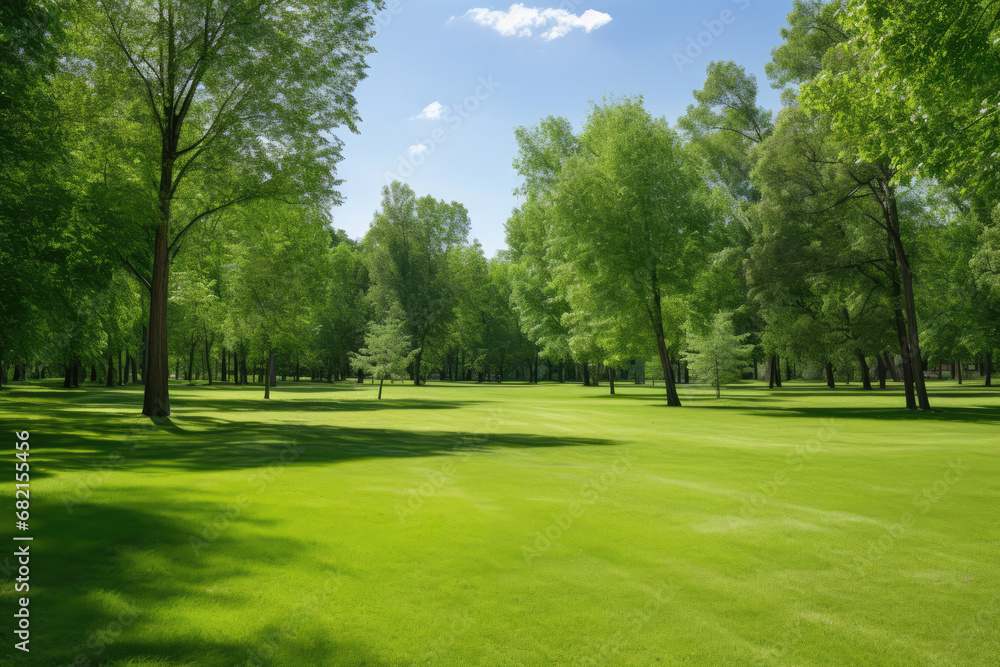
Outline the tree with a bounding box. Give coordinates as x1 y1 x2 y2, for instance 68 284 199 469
225 202 328 399
760 1 932 409
316 238 369 381
548 96 716 406
69 0 383 416
685 312 753 398
350 316 418 400
364 182 469 385
833 1 1000 194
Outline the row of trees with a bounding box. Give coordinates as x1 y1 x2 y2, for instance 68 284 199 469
500 0 999 410
4 0 998 411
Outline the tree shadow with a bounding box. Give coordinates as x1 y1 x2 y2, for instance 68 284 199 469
9 498 392 666
6 385 617 476
739 405 1000 424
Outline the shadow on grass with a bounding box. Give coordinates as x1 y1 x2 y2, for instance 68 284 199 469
736 405 1000 424
4 498 391 666
6 385 617 476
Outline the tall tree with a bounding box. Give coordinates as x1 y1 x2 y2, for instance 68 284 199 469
549 97 716 406
364 182 470 385
70 0 383 416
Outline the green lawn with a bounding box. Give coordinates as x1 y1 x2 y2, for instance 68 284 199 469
1 379 998 666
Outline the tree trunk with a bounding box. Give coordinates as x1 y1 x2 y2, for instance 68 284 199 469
412 349 422 386
204 336 213 385
130 354 138 383
91 365 97 382
269 355 277 387
142 217 171 416
986 353 993 387
956 360 963 385
891 295 917 409
264 354 275 399
107 353 115 388
141 324 149 385
378 378 384 400
358 367 364 383
768 357 775 390
221 348 227 383
773 356 782 388
876 355 887 390
857 350 872 390
885 194 930 410
826 362 835 389
582 361 590 387
63 363 73 388
609 368 615 395
187 342 195 383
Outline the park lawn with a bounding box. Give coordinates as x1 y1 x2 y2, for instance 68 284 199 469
1 379 998 666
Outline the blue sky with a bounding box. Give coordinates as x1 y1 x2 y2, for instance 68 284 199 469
333 1 795 255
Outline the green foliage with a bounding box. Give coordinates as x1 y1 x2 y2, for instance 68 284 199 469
364 181 470 381
685 312 753 398
349 315 418 398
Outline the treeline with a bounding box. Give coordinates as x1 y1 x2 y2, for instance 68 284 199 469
3 1 999 413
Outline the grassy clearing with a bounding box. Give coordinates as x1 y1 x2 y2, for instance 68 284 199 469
1 379 998 666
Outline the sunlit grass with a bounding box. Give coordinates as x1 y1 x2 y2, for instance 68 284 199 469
1 378 997 666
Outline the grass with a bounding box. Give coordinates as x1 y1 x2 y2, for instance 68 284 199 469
1 378 998 666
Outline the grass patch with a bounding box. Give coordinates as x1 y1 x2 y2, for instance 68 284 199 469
1 379 998 665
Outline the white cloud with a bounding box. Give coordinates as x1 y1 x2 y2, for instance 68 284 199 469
412 101 447 121
463 4 611 40
409 144 429 155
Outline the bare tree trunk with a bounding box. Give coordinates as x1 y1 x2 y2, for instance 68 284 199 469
773 356 782 388
204 336 213 385
143 219 171 417
876 355 887 389
885 193 930 410
956 360 963 385
826 362 835 389
264 354 275 399
107 352 115 388
609 368 615 395
378 378 384 400
883 352 901 383
857 350 872 390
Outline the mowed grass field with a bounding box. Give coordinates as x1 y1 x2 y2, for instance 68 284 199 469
1 379 998 666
